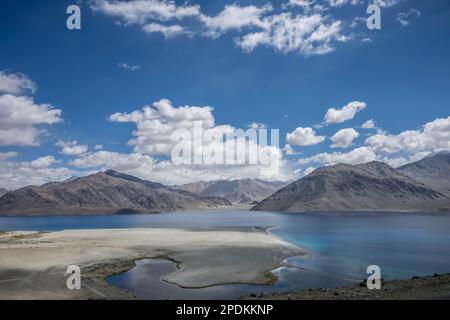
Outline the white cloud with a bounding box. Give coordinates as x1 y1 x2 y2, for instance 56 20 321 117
365 116 450 154
29 156 59 169
90 1 358 56
362 119 375 129
118 62 141 71
350 16 366 28
286 127 326 146
282 144 299 155
328 0 361 7
236 12 347 55
109 98 216 156
304 166 316 175
330 128 359 148
371 0 405 8
70 149 294 185
0 155 77 190
0 94 62 146
106 98 296 183
201 4 272 37
324 101 366 124
0 71 36 95
286 0 315 10
395 8 421 27
56 140 89 156
143 22 188 38
70 151 156 173
0 152 17 161
298 146 377 166
90 0 201 24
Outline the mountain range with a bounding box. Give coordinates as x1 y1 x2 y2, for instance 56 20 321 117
0 170 231 216
174 179 288 204
252 152 450 212
1 152 449 215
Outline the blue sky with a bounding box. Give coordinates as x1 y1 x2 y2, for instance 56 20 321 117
0 0 450 189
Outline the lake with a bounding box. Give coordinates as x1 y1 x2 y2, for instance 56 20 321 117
1 211 450 299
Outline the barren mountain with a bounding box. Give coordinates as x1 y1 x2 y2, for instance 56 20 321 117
0 170 231 216
398 151 450 196
252 161 450 212
175 179 288 204
0 188 7 197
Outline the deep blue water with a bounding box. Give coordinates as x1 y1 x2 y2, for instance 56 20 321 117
2 211 450 299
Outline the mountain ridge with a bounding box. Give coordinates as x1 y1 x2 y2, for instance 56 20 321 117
252 159 450 212
0 170 231 216
398 151 450 196
174 179 288 204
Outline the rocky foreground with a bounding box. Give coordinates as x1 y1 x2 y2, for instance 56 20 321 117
243 273 450 300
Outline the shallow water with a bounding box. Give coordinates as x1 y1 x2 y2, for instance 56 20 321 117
2 211 450 299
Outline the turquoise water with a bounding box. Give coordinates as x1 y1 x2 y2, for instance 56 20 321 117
2 211 450 298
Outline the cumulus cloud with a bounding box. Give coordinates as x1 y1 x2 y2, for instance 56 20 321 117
70 150 156 173
0 94 62 146
201 4 272 37
109 98 216 156
298 146 377 166
107 98 292 181
327 0 361 7
365 116 450 154
324 101 366 124
90 0 358 56
286 127 326 146
236 12 347 55
362 119 375 129
330 128 359 148
0 71 37 95
56 140 89 156
90 0 201 24
0 155 77 190
286 0 316 10
70 149 293 185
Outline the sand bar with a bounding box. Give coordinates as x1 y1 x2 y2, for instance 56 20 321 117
0 227 305 299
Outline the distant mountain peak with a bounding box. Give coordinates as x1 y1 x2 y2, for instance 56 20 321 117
175 178 288 204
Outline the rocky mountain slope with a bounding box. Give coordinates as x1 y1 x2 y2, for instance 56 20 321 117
0 188 7 197
0 170 231 216
252 161 450 212
175 179 288 204
398 151 450 196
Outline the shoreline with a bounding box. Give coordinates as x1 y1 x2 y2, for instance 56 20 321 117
0 227 305 300
242 273 450 300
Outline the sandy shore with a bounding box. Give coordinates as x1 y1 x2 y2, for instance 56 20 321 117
0 228 305 300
